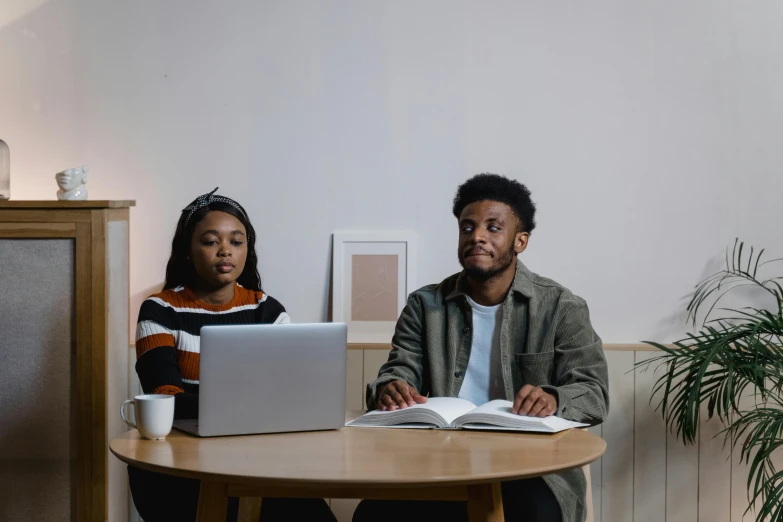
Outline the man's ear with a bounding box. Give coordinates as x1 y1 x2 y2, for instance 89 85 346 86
515 231 529 255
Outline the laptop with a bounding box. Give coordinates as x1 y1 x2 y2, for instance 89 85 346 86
173 322 347 437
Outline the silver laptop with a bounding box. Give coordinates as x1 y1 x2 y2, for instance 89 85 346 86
173 322 347 437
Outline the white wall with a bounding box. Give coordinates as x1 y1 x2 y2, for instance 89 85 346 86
3 0 783 342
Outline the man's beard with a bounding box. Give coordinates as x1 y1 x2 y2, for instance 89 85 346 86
459 244 517 282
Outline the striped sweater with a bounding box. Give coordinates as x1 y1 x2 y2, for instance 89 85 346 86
134 282 289 418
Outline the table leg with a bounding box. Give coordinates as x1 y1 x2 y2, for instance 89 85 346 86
238 497 263 522
196 480 229 522
467 483 504 522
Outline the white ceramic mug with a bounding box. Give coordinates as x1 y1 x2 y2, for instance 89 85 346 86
120 394 175 440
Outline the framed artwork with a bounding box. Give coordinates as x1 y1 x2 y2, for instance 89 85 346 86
331 231 417 343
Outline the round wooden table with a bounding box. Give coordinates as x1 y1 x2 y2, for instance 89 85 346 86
111 413 605 522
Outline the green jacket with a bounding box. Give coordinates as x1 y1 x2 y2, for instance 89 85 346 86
366 260 609 522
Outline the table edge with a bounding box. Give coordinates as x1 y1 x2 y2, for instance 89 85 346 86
110 431 606 489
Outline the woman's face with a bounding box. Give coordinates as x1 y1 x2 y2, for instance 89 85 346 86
189 211 248 290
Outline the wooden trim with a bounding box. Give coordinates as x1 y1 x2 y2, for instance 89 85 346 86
107 208 130 222
74 222 93 522
345 343 665 351
348 343 396 351
126 341 666 352
227 483 470 501
0 200 135 208
0 209 92 222
90 210 109 522
0 222 77 238
603 343 671 351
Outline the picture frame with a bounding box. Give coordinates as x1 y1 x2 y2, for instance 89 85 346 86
331 231 417 344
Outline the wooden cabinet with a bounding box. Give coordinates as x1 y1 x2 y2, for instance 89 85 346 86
0 201 134 522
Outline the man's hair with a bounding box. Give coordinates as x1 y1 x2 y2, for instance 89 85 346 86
452 173 537 233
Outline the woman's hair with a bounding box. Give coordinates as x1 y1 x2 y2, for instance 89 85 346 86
163 190 262 291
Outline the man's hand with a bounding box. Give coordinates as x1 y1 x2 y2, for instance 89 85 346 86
377 380 428 411
512 385 557 417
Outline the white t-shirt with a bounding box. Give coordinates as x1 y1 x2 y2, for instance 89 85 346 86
457 296 505 406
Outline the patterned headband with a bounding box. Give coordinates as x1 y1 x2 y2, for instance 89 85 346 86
182 187 249 230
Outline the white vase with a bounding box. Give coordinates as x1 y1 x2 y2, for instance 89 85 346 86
55 166 89 201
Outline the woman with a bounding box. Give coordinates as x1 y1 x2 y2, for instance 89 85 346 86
129 188 336 522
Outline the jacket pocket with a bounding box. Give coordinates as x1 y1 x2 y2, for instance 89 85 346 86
515 352 555 387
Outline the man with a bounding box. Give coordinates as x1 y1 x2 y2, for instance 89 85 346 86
353 174 609 522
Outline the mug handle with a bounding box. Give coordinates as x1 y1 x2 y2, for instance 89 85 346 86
120 399 137 429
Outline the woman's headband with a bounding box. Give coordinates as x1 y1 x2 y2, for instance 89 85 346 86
182 187 249 230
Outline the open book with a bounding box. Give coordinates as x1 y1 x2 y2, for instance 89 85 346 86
346 398 588 433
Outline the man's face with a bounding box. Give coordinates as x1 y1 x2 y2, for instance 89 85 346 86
457 200 529 281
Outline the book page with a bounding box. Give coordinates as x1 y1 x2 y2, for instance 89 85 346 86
348 423 436 430
419 397 477 424
463 400 521 418
346 397 477 428
453 400 588 432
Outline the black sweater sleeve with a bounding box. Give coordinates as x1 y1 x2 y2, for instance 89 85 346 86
135 298 199 420
135 346 198 420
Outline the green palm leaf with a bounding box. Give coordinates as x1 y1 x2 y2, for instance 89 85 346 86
637 240 783 521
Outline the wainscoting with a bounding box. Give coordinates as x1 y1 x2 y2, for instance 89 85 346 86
127 345 773 522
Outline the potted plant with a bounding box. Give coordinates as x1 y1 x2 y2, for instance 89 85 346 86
639 239 783 521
